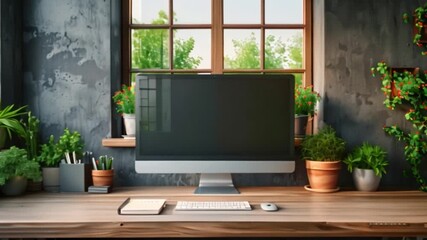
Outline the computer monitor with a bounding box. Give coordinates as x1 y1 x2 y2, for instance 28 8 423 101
135 74 295 194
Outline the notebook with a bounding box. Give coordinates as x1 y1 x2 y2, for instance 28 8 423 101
118 198 166 215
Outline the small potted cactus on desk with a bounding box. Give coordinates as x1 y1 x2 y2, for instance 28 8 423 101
91 155 114 187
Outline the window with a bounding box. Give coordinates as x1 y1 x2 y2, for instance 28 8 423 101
122 0 312 86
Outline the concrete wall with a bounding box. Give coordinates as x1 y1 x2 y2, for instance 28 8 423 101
19 0 426 188
324 0 427 188
21 0 135 185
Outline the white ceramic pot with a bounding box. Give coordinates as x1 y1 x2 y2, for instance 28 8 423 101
123 113 136 136
42 167 60 192
353 168 381 191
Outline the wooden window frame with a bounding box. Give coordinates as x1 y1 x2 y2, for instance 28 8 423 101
121 0 312 87
104 0 312 145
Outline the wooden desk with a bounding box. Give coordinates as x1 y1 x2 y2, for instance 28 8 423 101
0 186 426 238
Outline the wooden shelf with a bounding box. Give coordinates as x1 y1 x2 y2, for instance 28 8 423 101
102 138 302 148
102 138 135 147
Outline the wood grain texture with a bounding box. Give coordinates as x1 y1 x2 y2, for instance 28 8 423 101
102 138 135 147
0 187 426 238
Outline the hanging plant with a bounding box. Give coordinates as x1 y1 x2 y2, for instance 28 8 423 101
403 3 427 55
370 62 422 109
371 61 427 191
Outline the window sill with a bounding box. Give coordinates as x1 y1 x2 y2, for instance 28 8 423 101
102 138 303 148
102 138 135 148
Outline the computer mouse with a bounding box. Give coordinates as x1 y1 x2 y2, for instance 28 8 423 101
260 202 278 212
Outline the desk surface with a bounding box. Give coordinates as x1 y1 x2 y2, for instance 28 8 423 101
0 186 426 238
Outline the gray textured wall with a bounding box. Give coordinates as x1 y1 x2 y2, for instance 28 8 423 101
324 0 427 188
21 0 130 183
20 0 426 188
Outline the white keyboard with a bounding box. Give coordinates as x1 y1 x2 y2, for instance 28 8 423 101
175 201 252 211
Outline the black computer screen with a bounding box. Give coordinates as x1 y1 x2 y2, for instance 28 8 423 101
136 74 294 160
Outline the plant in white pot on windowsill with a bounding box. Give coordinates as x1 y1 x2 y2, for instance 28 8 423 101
294 84 320 137
113 84 135 137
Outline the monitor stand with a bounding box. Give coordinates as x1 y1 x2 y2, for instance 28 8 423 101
194 173 240 194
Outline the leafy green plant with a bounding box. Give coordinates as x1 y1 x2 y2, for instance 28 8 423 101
38 135 62 167
371 62 423 109
0 101 27 139
38 129 84 167
57 128 84 156
295 84 321 116
344 143 388 177
0 147 42 185
371 61 427 191
112 84 135 114
301 125 346 161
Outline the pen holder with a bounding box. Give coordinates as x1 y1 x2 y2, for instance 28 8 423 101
92 169 114 187
59 163 92 192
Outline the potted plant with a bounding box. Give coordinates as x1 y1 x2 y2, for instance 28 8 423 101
92 155 114 187
38 135 61 192
301 125 346 192
344 143 388 191
0 101 27 149
370 62 422 109
372 61 427 192
112 84 135 136
38 128 84 192
294 84 320 137
0 147 41 196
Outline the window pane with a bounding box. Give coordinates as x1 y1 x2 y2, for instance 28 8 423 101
223 0 260 24
173 29 211 69
224 29 260 69
293 73 303 86
265 0 303 24
131 29 170 69
265 29 303 69
174 0 211 24
132 0 169 24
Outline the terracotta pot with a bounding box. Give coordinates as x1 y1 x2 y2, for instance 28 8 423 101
92 170 114 187
305 160 341 190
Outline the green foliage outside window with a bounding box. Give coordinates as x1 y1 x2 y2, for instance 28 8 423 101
132 11 201 70
131 11 304 75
